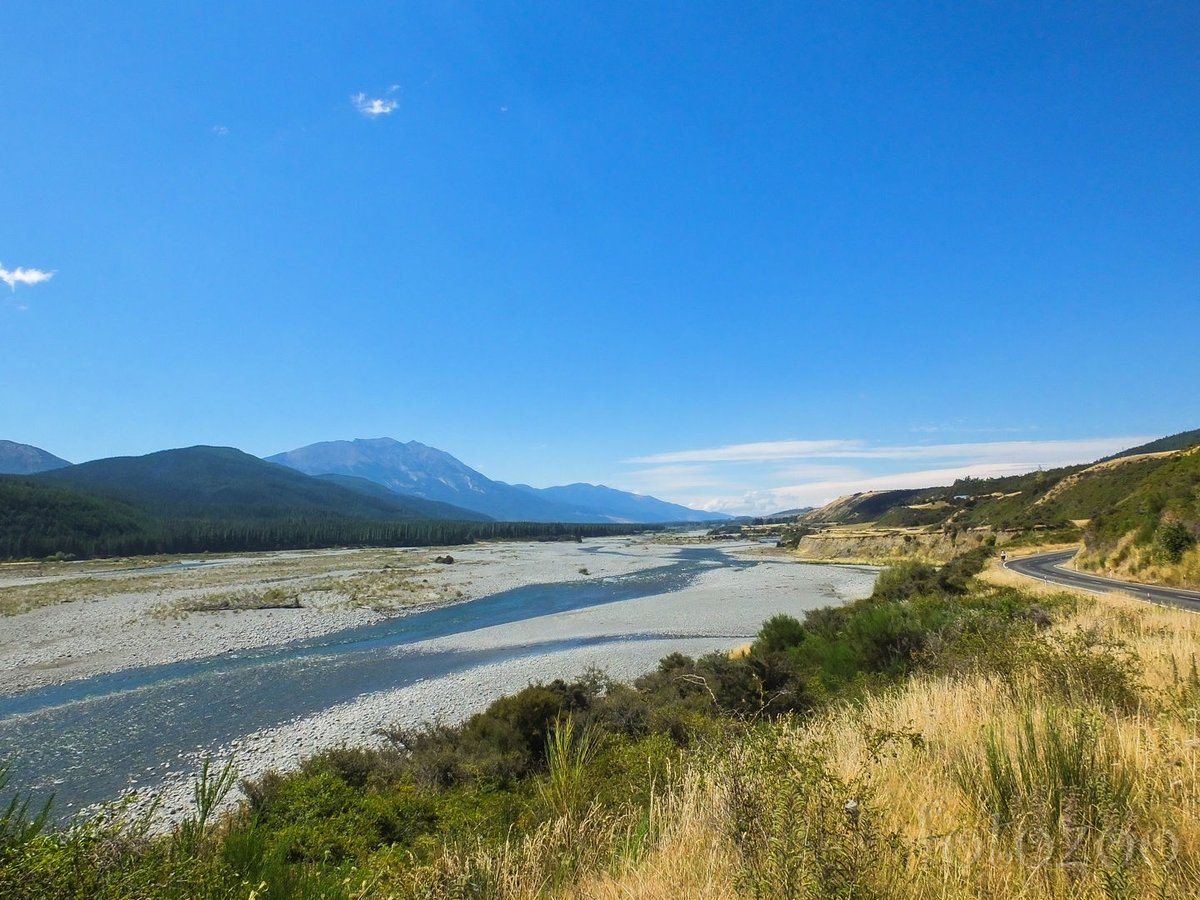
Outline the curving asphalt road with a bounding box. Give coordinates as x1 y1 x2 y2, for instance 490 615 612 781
1006 549 1200 612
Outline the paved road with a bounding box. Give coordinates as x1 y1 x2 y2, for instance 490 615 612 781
1006 549 1200 612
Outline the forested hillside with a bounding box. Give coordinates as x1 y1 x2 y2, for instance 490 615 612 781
31 446 483 522
1099 427 1200 461
0 446 653 559
0 477 649 559
798 434 1200 535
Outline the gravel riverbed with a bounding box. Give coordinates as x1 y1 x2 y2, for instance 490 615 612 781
2 537 877 828
122 547 877 827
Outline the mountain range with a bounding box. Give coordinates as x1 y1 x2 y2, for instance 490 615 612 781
2 437 725 526
31 446 490 523
265 438 723 523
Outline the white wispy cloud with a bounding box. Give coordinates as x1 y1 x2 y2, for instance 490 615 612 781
0 264 54 290
701 462 1045 515
628 437 1149 466
352 91 398 117
770 463 867 482
620 434 1157 516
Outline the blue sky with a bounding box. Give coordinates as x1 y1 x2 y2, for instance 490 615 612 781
2 2 1197 514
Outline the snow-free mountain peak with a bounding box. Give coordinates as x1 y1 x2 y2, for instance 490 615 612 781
267 438 728 523
0 440 72 475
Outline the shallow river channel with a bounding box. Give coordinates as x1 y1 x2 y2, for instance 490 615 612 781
0 547 872 816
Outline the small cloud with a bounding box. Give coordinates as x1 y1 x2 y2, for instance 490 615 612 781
387 84 400 94
500 105 509 113
212 125 229 136
352 91 399 117
0 264 54 291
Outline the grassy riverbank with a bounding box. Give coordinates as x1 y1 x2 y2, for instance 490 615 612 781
2 549 1197 898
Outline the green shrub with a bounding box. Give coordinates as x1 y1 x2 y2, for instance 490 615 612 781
1156 520 1196 564
753 613 807 655
725 727 906 898
802 605 850 640
1026 628 1143 712
845 602 928 673
935 545 991 592
870 560 940 602
242 767 440 865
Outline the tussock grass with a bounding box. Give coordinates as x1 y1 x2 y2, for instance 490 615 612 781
959 706 1135 838
539 715 603 820
0 760 51 846
564 679 1198 897
566 775 739 899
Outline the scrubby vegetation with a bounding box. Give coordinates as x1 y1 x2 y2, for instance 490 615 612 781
786 431 1200 587
1079 449 1200 587
794 430 1200 536
3 548 1199 897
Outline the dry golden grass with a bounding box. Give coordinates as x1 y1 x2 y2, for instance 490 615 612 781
780 680 1198 896
1080 539 1200 592
368 780 738 900
532 583 1200 898
566 777 740 900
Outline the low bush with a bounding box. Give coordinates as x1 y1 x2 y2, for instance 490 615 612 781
724 727 907 898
